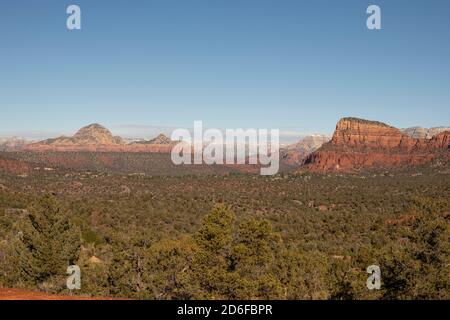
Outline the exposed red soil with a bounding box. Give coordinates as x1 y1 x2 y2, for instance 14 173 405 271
386 215 417 226
0 288 124 300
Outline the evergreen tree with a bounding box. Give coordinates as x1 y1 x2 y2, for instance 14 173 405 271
381 210 450 299
14 194 81 291
145 236 198 299
193 204 236 299
230 218 283 299
194 204 235 254
192 205 283 299
108 233 152 298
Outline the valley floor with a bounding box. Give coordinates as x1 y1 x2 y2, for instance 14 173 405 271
0 162 449 299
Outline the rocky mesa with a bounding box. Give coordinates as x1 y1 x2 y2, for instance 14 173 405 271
304 117 450 172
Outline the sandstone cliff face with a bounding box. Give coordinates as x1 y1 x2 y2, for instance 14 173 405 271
330 118 406 149
304 118 449 172
429 130 450 149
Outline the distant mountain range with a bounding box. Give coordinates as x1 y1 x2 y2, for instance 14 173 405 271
401 126 450 139
22 124 175 153
1 120 449 173
36 123 125 146
280 135 331 166
131 133 173 145
0 137 29 151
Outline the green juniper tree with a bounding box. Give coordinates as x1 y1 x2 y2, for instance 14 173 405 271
229 218 283 299
192 204 283 299
380 210 450 300
14 194 81 292
108 233 153 298
145 236 198 300
192 204 236 299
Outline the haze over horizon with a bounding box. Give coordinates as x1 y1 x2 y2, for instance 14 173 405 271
1 0 449 140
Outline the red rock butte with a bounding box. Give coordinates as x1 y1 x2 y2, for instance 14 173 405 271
304 117 450 172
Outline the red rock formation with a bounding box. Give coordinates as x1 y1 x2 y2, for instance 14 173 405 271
428 130 450 149
304 118 449 172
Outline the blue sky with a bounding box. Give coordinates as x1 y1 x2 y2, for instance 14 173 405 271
0 0 449 140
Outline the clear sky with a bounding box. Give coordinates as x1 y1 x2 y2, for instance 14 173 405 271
1 0 449 140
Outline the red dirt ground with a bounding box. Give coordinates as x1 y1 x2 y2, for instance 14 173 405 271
0 288 123 300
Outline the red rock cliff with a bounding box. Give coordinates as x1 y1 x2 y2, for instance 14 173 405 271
304 118 449 172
